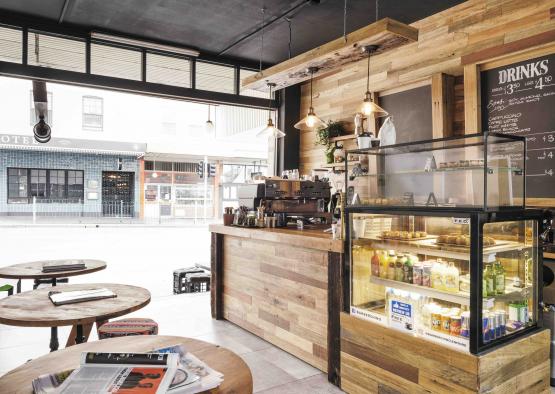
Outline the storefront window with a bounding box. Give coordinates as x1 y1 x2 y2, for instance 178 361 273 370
7 168 84 203
145 185 158 201
49 170 66 199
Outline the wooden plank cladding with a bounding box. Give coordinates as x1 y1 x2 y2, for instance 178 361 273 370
340 312 551 393
298 0 555 174
242 18 418 92
222 234 330 371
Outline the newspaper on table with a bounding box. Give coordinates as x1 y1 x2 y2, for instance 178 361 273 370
32 344 223 394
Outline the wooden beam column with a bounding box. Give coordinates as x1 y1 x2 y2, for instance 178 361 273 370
464 64 481 134
431 73 455 138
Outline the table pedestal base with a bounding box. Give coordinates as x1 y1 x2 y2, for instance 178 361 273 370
49 327 59 352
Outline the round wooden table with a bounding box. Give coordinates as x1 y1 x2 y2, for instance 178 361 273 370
0 259 107 291
0 283 150 352
0 260 107 352
0 335 253 394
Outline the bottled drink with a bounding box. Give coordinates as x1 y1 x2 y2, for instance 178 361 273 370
444 262 460 293
403 255 414 283
379 251 389 278
431 260 444 290
371 250 380 277
387 255 396 280
484 264 495 296
494 261 505 295
395 255 405 282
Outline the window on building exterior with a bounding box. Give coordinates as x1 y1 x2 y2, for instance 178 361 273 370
82 96 103 131
29 91 53 126
7 168 28 203
7 168 84 203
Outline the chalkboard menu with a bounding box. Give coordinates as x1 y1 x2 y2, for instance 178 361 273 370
481 53 555 199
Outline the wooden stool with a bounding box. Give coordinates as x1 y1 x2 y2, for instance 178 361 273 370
98 318 158 339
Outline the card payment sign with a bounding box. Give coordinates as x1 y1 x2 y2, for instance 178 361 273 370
389 300 414 332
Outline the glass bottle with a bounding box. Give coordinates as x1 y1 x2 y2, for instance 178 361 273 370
444 262 460 293
484 264 495 296
395 255 405 282
387 253 396 280
371 250 380 277
403 255 414 283
494 261 505 295
379 251 389 279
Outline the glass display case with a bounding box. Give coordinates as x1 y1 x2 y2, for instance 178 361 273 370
347 209 546 354
345 134 549 354
345 132 525 210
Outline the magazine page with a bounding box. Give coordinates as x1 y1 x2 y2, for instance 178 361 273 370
55 353 178 394
58 365 174 394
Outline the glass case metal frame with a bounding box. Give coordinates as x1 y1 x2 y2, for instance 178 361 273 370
344 205 547 354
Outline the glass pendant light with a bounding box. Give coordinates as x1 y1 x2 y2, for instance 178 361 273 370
294 66 324 130
205 105 215 134
257 82 285 138
360 45 388 117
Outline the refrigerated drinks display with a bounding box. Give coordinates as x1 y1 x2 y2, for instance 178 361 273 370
345 134 549 354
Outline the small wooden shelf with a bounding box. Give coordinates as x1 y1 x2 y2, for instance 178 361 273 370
318 161 360 170
329 134 357 143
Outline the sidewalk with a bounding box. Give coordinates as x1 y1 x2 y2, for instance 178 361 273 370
0 216 220 227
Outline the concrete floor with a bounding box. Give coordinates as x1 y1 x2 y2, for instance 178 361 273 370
0 225 343 393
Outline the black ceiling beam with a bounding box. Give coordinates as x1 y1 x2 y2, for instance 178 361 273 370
0 61 278 110
217 0 309 57
0 10 271 71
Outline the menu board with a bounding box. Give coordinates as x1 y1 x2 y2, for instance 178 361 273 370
481 53 555 199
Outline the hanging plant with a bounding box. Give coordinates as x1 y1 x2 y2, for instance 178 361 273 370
314 120 346 164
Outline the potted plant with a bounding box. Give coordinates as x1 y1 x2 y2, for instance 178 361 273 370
314 121 346 164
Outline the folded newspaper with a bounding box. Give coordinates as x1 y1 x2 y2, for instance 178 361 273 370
42 261 86 273
48 288 117 306
32 345 223 394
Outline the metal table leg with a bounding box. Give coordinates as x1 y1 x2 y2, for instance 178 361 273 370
75 324 85 344
49 277 59 352
16 279 21 294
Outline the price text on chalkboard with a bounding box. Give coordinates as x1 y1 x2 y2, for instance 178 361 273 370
481 53 555 199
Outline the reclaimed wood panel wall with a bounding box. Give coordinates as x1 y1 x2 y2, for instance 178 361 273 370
298 0 555 174
222 235 330 371
340 313 550 394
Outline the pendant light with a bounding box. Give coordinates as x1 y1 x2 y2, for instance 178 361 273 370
256 82 285 138
294 66 325 130
205 104 215 135
360 45 388 117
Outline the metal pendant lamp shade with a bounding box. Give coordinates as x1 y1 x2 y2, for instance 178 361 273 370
360 45 388 117
256 82 285 138
294 67 324 130
205 105 215 134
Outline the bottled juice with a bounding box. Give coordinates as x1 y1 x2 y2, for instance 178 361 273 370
444 262 460 293
371 250 380 277
484 264 495 296
395 255 405 282
431 260 444 290
387 252 396 280
379 250 389 278
403 255 414 283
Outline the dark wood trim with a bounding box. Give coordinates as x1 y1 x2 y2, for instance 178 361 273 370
210 232 224 320
461 30 555 66
327 251 343 386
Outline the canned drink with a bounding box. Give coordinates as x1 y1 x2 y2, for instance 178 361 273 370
450 315 461 336
482 312 490 343
431 313 442 331
413 263 423 286
490 313 498 340
441 311 451 333
422 263 432 287
460 311 470 338
495 310 506 337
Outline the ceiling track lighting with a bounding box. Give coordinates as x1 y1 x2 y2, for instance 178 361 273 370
360 44 388 117
294 66 324 130
257 82 285 138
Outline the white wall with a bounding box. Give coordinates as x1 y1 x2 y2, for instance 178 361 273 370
0 76 271 160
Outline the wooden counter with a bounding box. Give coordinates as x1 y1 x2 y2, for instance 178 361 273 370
340 312 550 394
209 224 344 385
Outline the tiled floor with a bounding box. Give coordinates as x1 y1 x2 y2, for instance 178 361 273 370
0 292 343 393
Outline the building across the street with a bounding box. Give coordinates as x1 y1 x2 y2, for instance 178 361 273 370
0 133 145 217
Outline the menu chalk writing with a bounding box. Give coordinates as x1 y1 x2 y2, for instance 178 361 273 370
481 53 555 199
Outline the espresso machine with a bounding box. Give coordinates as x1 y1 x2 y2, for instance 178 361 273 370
237 179 332 225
